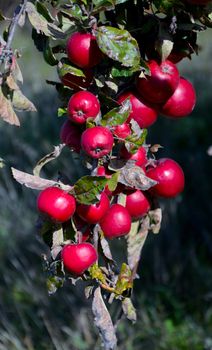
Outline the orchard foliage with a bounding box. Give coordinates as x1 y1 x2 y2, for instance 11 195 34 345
0 0 212 348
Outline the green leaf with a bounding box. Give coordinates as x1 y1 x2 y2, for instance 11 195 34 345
92 0 115 13
101 99 131 127
36 1 54 22
93 0 114 7
58 107 67 117
96 26 141 68
111 66 136 78
26 1 51 36
153 0 185 12
107 171 119 191
26 2 65 39
125 128 148 154
33 144 65 177
43 39 58 66
57 59 85 78
73 176 108 205
60 4 83 20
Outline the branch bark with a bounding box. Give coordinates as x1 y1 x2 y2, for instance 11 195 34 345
5 0 27 50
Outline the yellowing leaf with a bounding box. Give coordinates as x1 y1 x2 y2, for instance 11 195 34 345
12 89 37 112
0 88 20 126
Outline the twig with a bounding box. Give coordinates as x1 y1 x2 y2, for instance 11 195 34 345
5 0 27 50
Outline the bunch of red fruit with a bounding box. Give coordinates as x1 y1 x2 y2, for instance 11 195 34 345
37 30 194 279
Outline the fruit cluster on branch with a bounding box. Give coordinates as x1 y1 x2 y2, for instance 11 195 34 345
2 0 211 348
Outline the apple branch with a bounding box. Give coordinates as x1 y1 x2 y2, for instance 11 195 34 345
5 0 27 51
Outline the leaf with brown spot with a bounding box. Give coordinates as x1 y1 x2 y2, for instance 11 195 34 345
119 164 157 190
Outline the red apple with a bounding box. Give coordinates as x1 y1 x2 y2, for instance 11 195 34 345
60 120 82 153
61 243 97 275
37 187 76 223
159 77 196 118
66 32 102 68
120 145 148 167
147 158 185 198
81 126 114 159
117 90 158 128
125 190 151 219
76 192 110 224
68 91 100 124
136 60 180 104
100 204 131 239
112 123 131 139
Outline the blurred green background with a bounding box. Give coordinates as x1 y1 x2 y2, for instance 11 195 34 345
0 9 212 350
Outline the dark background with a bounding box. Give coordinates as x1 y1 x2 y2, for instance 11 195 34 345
0 4 211 350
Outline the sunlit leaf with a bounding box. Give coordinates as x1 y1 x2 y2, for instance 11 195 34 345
73 176 108 205
101 99 131 127
96 26 141 68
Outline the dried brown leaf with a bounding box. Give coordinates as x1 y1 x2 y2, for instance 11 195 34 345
0 88 20 126
127 217 150 271
51 225 64 260
149 208 162 234
119 164 157 190
33 144 65 177
100 236 113 261
92 287 117 350
122 298 137 323
11 167 57 190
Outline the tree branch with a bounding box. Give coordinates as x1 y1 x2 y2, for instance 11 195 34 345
5 0 27 50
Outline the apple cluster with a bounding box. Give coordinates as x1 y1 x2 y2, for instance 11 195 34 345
35 29 194 280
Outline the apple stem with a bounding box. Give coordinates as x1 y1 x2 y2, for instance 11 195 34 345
77 231 83 244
